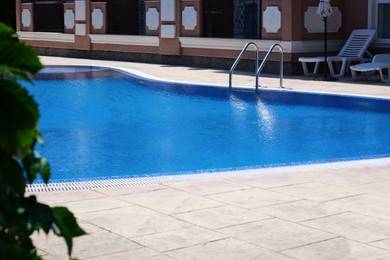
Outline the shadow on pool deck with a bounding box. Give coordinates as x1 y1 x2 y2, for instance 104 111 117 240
31 56 390 260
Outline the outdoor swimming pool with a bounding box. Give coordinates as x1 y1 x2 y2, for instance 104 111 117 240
26 66 390 183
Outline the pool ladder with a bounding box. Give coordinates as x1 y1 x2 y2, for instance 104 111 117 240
229 42 284 92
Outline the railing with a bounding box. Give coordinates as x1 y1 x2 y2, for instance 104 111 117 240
229 42 284 91
256 43 284 89
229 42 259 91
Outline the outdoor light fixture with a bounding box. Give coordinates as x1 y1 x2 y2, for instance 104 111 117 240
317 0 336 80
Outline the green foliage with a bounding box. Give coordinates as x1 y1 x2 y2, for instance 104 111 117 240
0 22 86 259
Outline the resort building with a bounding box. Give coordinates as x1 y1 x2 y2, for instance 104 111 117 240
15 0 390 74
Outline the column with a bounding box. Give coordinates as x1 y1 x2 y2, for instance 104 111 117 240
75 0 91 50
159 0 180 55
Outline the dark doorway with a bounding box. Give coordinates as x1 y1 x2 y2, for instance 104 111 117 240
244 1 259 39
203 0 233 38
34 0 64 32
107 0 139 35
0 0 16 29
233 0 261 39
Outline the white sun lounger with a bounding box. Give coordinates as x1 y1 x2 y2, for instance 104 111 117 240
350 54 390 83
299 29 376 78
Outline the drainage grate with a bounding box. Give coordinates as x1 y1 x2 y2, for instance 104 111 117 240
26 158 390 192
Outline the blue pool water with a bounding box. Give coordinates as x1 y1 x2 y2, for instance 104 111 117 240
26 67 390 182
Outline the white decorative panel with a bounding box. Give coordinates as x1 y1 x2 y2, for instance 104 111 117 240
75 0 86 21
75 23 86 35
304 7 342 33
92 8 104 30
182 6 197 30
160 24 175 38
146 7 159 30
21 9 31 27
263 6 281 33
161 0 175 21
64 9 75 29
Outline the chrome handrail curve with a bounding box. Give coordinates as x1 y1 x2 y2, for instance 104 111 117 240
256 43 284 89
229 42 259 91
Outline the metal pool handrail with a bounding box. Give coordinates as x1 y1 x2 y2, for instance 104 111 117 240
229 42 259 91
256 43 284 89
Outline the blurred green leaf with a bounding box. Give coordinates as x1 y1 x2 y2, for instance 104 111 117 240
35 131 44 145
0 64 30 82
0 22 85 259
0 81 39 155
25 196 54 234
0 154 26 194
0 41 43 82
22 152 39 184
22 152 51 184
0 23 16 40
38 158 50 183
52 207 87 256
0 241 42 260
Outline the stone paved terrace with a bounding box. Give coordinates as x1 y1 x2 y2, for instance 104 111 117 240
30 56 390 260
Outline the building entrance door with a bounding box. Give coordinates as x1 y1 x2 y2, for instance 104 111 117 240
203 0 233 38
233 0 261 39
107 0 139 35
34 0 64 32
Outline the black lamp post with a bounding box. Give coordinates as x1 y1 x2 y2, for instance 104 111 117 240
317 0 336 81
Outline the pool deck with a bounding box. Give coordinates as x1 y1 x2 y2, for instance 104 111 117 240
32 56 390 260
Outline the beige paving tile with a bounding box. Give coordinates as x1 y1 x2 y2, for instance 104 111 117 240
233 172 314 189
33 221 141 259
173 205 270 230
281 237 390 260
254 200 344 222
148 255 175 260
94 184 166 197
218 218 336 251
32 228 73 253
271 182 363 202
325 194 390 220
87 247 173 260
354 180 390 196
311 167 387 188
303 212 390 243
29 189 105 205
36 249 49 258
166 180 250 196
207 188 298 209
60 197 131 214
370 238 390 251
38 254 59 260
77 205 192 238
133 226 227 252
117 188 223 214
166 237 294 260
368 165 390 175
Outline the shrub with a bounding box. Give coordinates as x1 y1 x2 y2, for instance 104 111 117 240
0 22 86 259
